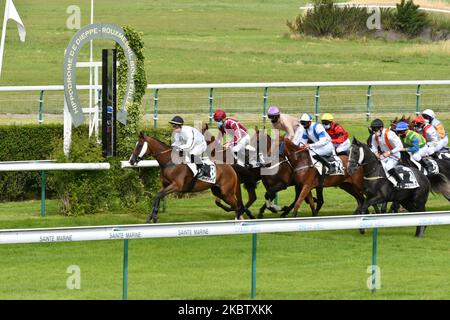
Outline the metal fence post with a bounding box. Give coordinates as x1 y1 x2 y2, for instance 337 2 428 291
371 228 378 293
366 85 372 122
209 88 214 125
416 85 421 115
38 90 44 124
262 87 268 128
315 86 320 122
153 89 159 128
123 239 129 300
251 233 257 299
40 171 46 217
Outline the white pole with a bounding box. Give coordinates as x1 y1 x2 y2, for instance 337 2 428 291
88 0 94 135
0 0 10 78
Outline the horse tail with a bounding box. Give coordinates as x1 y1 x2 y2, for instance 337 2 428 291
427 173 450 201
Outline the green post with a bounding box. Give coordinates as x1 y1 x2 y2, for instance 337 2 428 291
371 228 378 293
415 85 421 116
262 87 268 128
153 89 159 128
315 86 320 122
123 239 129 300
251 233 257 299
38 90 44 124
209 88 214 125
40 171 46 217
366 85 372 122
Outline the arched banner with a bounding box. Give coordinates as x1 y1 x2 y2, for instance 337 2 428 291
63 23 136 127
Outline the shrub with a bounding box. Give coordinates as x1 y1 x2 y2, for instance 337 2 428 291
287 0 370 38
393 0 428 36
0 124 63 201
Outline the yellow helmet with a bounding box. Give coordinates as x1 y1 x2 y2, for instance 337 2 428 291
321 113 334 122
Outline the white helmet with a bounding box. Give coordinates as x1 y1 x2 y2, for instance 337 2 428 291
299 113 313 122
422 109 435 119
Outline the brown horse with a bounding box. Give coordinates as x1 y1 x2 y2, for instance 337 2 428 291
283 138 366 216
129 132 246 223
202 124 319 217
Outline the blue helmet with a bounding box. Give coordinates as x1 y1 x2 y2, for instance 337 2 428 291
395 121 409 132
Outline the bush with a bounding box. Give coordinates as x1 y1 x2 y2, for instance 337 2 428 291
287 0 370 38
394 0 428 36
0 124 63 201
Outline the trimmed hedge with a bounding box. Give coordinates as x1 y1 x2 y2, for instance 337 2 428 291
0 122 171 214
0 124 63 201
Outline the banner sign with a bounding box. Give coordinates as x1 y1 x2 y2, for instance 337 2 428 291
63 23 136 127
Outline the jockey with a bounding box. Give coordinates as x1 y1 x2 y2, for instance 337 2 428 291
213 109 251 166
295 113 334 170
267 106 299 140
422 109 448 151
395 121 430 168
267 106 299 155
321 113 350 155
169 116 207 177
412 116 442 155
369 119 405 188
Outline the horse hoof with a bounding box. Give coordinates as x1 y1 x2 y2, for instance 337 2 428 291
359 228 366 235
257 214 264 219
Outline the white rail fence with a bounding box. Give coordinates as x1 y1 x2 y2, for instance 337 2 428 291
1 211 450 299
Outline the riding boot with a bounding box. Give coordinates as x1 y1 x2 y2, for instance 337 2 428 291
195 163 204 177
312 155 331 170
388 168 404 189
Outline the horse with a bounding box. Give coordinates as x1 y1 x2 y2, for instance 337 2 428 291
129 132 248 223
201 124 320 217
347 138 430 237
390 116 450 200
283 137 366 217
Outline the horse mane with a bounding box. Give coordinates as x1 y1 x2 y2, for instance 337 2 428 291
143 133 172 149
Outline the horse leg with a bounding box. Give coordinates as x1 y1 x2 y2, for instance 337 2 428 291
258 191 273 219
339 183 365 216
280 186 300 217
244 186 257 216
291 184 313 218
315 187 324 213
214 197 234 212
147 184 176 223
306 192 317 217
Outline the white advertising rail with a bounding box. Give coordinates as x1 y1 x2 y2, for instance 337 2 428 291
2 80 450 92
0 162 110 172
1 211 450 245
120 160 158 168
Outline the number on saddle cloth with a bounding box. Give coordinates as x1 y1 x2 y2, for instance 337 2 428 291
393 166 419 189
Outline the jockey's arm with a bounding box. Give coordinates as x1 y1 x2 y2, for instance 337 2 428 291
285 125 296 141
435 123 447 139
332 125 347 144
427 127 440 147
406 136 420 153
386 132 404 155
309 130 330 149
370 135 379 156
292 127 305 145
230 122 242 145
177 129 195 151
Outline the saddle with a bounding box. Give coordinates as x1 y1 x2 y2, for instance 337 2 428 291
391 166 420 190
434 148 450 160
312 154 345 176
187 155 216 184
234 146 266 169
401 152 439 176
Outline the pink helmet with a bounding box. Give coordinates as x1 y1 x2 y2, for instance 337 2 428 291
267 106 280 118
